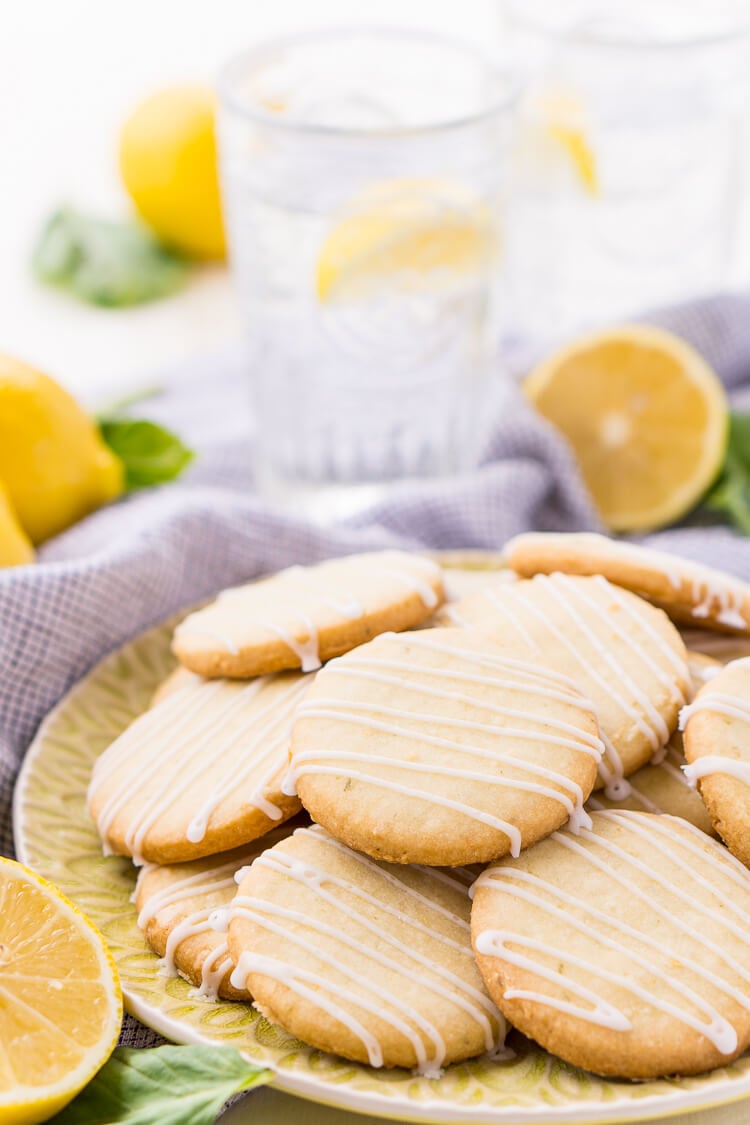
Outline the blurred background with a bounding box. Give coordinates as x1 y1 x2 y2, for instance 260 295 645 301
2 0 506 402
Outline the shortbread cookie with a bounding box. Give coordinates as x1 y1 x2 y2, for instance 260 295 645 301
227 823 505 1072
504 532 750 633
682 657 750 866
288 628 602 866
472 810 750 1078
432 572 517 627
172 551 445 679
88 671 310 864
447 574 690 796
134 825 303 1001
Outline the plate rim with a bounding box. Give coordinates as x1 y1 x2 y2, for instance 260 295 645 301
12 564 750 1125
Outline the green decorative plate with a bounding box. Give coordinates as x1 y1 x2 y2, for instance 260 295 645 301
13 603 750 1124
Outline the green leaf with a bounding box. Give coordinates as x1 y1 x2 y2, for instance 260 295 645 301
52 1045 271 1125
98 419 194 490
32 208 189 307
704 412 750 534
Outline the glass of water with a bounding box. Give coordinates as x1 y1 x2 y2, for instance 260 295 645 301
218 30 517 518
501 0 750 345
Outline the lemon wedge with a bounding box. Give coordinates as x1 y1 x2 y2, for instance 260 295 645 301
525 324 729 532
316 178 496 302
529 90 598 196
0 858 122 1125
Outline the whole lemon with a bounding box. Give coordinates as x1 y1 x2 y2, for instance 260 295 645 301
119 84 226 261
0 481 34 567
0 355 124 545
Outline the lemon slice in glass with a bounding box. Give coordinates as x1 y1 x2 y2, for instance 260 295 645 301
316 178 497 302
525 324 729 532
0 858 122 1125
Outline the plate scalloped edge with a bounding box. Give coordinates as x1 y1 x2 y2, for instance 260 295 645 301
12 559 750 1125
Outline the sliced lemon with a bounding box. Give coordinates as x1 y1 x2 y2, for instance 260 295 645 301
316 178 496 302
0 858 122 1125
525 324 729 532
524 90 598 196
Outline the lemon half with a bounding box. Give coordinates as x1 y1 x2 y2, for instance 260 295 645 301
0 858 122 1125
525 324 728 532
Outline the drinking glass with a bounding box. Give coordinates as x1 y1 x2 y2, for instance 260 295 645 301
218 30 517 517
501 0 750 344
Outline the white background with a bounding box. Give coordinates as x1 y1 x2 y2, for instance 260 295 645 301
1 0 501 404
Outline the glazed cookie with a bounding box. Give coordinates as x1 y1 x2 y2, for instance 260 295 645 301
227 823 505 1073
471 810 750 1078
503 532 750 633
682 657 750 866
88 671 310 864
447 574 691 796
287 628 603 866
172 551 445 679
134 825 303 1002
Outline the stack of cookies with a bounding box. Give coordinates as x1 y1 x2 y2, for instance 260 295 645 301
87 540 750 1081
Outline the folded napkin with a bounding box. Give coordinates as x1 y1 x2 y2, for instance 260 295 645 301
2 292 750 1047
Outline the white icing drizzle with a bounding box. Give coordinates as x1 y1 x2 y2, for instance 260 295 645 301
467 574 688 797
90 675 306 862
288 637 603 856
474 810 750 1054
680 684 750 731
135 852 257 1000
174 552 441 666
684 756 750 789
587 744 696 817
519 534 749 630
228 830 502 1072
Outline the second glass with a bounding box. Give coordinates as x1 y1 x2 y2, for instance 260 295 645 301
219 30 517 517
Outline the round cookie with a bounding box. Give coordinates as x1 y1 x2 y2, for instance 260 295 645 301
682 657 750 866
288 628 603 866
134 824 304 1001
88 670 310 864
447 573 691 796
503 532 750 634
471 809 750 1078
172 550 445 679
227 822 505 1072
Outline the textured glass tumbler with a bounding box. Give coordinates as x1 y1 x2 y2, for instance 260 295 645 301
218 30 517 518
501 0 750 344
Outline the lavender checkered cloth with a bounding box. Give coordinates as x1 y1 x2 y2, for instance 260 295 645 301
2 293 750 1047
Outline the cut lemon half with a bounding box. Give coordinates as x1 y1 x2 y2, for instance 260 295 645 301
316 178 496 302
0 858 122 1125
525 324 729 532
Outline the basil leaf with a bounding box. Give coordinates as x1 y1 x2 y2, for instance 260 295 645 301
33 208 188 307
704 412 750 534
52 1045 271 1125
98 419 194 490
